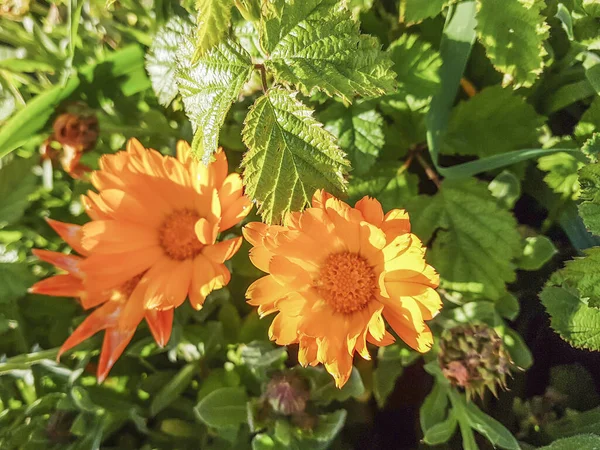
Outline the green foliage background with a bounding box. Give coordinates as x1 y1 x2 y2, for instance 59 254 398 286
1 0 600 449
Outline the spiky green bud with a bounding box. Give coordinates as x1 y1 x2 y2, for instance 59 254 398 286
439 323 514 400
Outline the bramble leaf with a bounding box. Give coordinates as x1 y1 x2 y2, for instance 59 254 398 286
262 0 395 102
540 284 600 351
241 88 349 224
475 0 549 88
578 160 600 235
409 179 521 299
550 247 600 308
538 152 583 200
576 97 600 140
146 17 190 107
582 133 600 163
441 86 544 156
320 102 384 175
516 236 558 271
194 0 232 59
387 34 441 100
348 166 418 211
399 0 448 25
176 34 253 163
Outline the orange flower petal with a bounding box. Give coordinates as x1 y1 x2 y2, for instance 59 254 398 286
145 309 174 347
202 236 243 264
33 249 83 277
46 219 87 256
29 274 84 298
355 196 384 226
97 328 136 383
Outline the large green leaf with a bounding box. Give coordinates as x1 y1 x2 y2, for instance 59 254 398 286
0 157 36 228
241 88 349 224
550 247 600 308
320 101 384 175
0 263 35 304
387 34 441 100
399 0 448 25
442 86 544 156
302 366 364 405
539 435 600 450
348 166 418 211
475 0 549 88
540 284 600 351
194 387 248 429
177 35 253 163
194 0 233 60
146 16 190 106
539 151 583 200
575 97 600 139
578 160 600 235
262 0 395 102
408 178 521 299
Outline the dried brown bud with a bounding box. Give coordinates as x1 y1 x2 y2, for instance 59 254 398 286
53 112 99 153
439 323 514 400
265 372 310 416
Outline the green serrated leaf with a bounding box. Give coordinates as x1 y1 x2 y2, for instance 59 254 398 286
517 236 558 271
177 36 253 163
387 34 441 100
582 133 600 163
194 0 232 59
552 247 600 308
241 88 349 224
576 97 600 140
146 16 190 107
442 86 544 157
540 284 600 351
0 157 36 228
409 178 522 299
348 166 419 211
320 102 384 175
579 161 600 235
538 152 584 200
475 0 549 88
583 0 600 17
262 0 395 102
399 0 449 25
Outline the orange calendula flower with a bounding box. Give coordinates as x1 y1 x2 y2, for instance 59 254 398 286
243 191 441 388
30 139 251 381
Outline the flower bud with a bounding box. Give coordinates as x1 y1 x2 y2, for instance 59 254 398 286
265 372 310 416
439 323 514 400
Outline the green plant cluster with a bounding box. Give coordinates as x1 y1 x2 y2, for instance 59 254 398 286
1 0 600 449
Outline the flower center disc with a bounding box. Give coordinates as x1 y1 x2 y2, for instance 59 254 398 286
159 209 204 260
317 252 377 314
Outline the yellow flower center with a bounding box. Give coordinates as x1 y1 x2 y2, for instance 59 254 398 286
317 252 377 314
159 209 204 260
